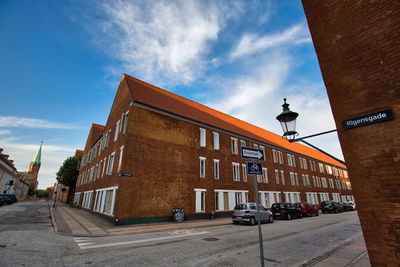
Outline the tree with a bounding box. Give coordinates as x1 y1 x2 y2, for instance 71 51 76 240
27 183 36 197
56 156 80 204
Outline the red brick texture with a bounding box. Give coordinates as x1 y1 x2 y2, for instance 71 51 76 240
302 1 400 265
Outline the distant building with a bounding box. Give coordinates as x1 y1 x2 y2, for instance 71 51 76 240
74 74 353 225
0 148 28 200
19 142 42 190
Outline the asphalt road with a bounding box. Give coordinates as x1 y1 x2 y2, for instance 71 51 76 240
0 201 364 266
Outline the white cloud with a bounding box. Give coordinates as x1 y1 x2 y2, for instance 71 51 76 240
0 141 77 189
91 0 238 85
230 23 311 60
0 129 11 135
0 116 81 129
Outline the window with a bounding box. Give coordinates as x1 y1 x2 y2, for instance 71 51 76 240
299 157 303 169
214 159 219 179
292 155 296 167
278 151 283 164
240 140 246 148
232 163 240 181
343 170 348 178
253 143 258 148
275 170 279 184
98 161 103 179
319 163 324 173
290 172 295 185
231 138 238 154
281 170 285 185
200 157 206 178
303 158 307 169
114 120 120 142
295 173 299 186
272 149 278 163
200 128 206 147
122 112 129 134
313 176 316 187
288 154 293 166
262 168 268 183
309 160 313 171
336 180 341 189
213 132 219 150
235 192 242 204
257 174 263 183
302 174 306 186
242 164 247 182
306 175 310 187
329 179 334 188
260 146 265 158
322 177 328 188
107 152 115 175
215 192 219 211
102 157 107 177
118 146 124 172
195 189 206 212
326 165 333 175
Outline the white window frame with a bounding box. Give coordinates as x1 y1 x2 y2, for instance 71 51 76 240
114 120 120 142
272 149 278 163
200 128 206 147
231 137 238 155
213 132 219 150
122 111 129 134
118 146 124 173
240 140 246 148
194 189 206 213
107 152 115 175
275 169 279 184
232 162 240 181
242 164 247 182
287 154 293 166
278 151 283 164
262 168 268 183
281 170 285 185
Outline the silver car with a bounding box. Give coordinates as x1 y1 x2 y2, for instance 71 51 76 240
232 202 274 225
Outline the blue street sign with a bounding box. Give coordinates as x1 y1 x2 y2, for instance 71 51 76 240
247 162 263 175
241 147 265 161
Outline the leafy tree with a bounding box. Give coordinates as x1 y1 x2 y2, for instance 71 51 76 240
27 183 36 196
56 156 80 204
36 187 52 198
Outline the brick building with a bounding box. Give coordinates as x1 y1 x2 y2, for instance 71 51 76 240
302 1 400 265
74 74 353 225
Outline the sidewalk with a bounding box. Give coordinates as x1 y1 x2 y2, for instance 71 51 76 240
48 202 370 266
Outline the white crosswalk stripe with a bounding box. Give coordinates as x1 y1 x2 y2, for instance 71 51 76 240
73 230 209 250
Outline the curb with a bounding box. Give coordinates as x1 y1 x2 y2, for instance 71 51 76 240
48 201 59 234
298 233 363 267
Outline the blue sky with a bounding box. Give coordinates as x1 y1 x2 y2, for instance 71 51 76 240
0 0 342 189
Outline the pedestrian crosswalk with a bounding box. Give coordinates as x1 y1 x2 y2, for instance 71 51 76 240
73 230 209 250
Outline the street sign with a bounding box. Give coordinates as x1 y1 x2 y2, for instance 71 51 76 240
247 162 263 175
342 109 393 130
118 173 132 177
241 147 265 161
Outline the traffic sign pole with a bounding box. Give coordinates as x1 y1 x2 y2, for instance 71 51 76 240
252 171 265 267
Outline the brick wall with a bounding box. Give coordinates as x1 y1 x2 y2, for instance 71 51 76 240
302 1 400 265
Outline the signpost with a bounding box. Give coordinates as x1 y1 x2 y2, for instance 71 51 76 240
241 147 265 267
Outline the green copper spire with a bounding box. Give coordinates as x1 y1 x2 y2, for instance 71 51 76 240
32 141 42 165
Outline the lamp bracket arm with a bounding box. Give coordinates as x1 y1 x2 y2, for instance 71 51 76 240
299 139 345 165
291 129 337 142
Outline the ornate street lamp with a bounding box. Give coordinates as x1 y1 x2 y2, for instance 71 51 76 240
276 98 345 164
276 98 299 142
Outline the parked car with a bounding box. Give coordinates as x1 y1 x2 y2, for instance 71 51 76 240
0 194 17 203
0 196 13 206
332 201 344 213
347 201 356 210
271 203 303 220
232 203 274 225
321 201 335 213
340 202 353 211
294 202 319 217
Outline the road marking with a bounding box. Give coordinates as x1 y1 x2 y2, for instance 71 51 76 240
78 231 210 250
77 242 95 247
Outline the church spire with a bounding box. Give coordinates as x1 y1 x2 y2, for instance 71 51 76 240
31 141 42 165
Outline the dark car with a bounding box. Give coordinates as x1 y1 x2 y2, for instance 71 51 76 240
0 194 17 203
321 201 335 213
332 201 344 213
295 202 319 217
340 202 353 211
0 196 13 206
271 203 303 220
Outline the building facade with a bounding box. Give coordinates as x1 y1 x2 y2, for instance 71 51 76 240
19 143 42 190
74 74 353 225
302 1 400 265
0 149 29 200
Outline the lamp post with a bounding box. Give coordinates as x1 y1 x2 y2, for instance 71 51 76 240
276 98 345 165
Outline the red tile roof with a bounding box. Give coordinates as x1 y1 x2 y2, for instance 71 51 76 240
123 74 345 168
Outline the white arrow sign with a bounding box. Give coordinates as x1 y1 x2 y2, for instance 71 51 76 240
241 147 265 161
